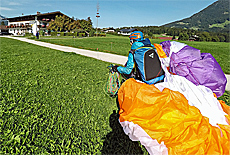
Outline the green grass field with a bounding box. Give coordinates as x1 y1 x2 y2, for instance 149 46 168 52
0 38 148 154
1 36 229 154
38 34 230 74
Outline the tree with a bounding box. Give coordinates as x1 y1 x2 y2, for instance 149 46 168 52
212 36 220 42
148 32 153 37
219 36 225 42
178 32 189 41
47 15 64 32
201 32 211 42
198 35 206 41
47 15 77 32
64 17 78 32
178 33 184 40
76 17 93 33
184 33 189 40
225 34 230 42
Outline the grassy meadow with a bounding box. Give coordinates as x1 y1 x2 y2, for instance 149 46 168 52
38 34 230 74
1 36 229 154
0 37 148 154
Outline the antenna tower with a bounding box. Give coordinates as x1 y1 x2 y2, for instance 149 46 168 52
96 2 100 37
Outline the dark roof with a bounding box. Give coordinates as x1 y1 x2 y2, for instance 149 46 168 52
6 11 74 22
119 28 136 33
107 27 115 30
37 11 64 16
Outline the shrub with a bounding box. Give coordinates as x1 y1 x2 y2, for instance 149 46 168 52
51 32 57 36
39 30 44 36
99 33 106 37
78 33 85 37
58 32 64 36
89 30 95 37
25 33 33 37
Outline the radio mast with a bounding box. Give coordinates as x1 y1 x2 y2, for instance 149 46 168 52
96 2 100 37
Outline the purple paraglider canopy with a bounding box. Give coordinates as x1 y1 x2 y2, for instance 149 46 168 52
160 41 227 97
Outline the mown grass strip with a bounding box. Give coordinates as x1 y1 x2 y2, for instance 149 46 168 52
0 37 148 154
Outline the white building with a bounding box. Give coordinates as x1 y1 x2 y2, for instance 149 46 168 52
103 27 116 33
117 28 136 36
6 11 71 36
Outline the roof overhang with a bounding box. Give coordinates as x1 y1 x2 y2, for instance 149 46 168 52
6 11 74 22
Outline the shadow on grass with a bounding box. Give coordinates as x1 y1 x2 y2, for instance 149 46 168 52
101 97 145 154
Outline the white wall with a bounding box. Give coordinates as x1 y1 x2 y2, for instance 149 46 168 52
32 20 40 35
8 20 40 35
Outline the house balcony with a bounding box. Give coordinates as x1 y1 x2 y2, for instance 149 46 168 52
42 18 50 21
9 24 15 28
8 24 32 29
25 25 32 28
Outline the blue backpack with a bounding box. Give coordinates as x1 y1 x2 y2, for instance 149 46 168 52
130 40 165 84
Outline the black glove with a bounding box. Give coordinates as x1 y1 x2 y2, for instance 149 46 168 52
112 65 118 72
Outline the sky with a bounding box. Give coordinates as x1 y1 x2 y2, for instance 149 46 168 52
1 0 218 28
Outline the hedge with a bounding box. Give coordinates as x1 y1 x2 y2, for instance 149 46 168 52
50 32 86 37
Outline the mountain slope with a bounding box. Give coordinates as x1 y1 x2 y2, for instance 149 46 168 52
0 15 6 19
163 0 229 32
0 15 8 25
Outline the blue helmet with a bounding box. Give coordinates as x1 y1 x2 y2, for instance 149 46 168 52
129 31 144 42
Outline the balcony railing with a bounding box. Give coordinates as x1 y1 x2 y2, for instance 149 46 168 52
7 25 32 28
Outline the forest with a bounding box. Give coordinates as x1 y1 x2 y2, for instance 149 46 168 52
115 26 229 42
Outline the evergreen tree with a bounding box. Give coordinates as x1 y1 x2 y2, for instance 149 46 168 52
1 21 5 25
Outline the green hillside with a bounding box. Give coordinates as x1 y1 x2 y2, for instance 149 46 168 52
163 0 229 33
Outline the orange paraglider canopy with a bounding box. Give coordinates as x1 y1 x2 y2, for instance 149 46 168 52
118 78 230 155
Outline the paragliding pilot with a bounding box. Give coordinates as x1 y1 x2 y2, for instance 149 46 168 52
112 30 165 85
